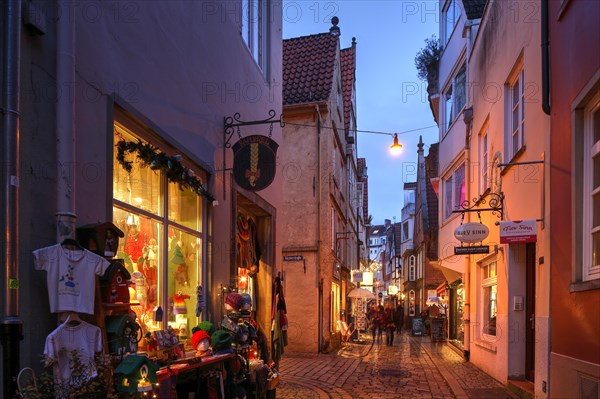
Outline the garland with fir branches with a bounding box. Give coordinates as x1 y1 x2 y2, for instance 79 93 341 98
116 139 215 202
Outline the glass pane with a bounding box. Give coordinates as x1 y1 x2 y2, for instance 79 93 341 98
454 165 465 210
489 262 497 278
242 0 249 45
512 107 519 133
594 153 600 190
113 125 162 215
445 177 453 217
446 87 453 129
512 79 520 106
168 182 201 232
594 192 600 228
513 131 519 156
252 0 259 60
593 108 600 143
592 231 600 268
167 228 202 339
113 207 163 323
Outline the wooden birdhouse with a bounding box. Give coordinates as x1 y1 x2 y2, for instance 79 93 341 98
114 354 159 393
76 222 124 258
100 260 131 304
106 314 141 355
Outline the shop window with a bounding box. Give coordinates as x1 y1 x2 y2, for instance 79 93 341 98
113 120 206 339
408 290 416 316
481 260 498 336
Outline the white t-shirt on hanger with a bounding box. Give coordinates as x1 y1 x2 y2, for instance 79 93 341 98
44 321 103 386
33 244 110 314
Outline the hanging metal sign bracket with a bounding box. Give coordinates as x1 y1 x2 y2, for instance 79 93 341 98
452 189 505 220
221 110 285 200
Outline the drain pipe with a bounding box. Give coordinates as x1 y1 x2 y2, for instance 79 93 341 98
463 107 473 362
1 1 23 397
541 0 551 115
56 0 78 240
315 104 323 353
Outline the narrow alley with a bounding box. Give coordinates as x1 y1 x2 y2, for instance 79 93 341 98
277 332 518 399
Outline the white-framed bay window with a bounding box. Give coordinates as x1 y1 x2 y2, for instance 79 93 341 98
505 62 525 161
444 63 467 132
444 163 466 220
241 0 268 73
582 90 600 281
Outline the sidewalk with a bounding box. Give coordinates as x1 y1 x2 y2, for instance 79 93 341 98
277 331 518 399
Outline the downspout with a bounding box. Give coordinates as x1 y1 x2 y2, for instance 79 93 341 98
315 104 323 353
462 22 474 361
541 0 551 115
56 0 77 240
1 1 23 397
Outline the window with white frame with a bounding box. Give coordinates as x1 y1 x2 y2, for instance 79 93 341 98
481 260 498 336
241 0 268 72
444 163 466 219
417 251 423 279
409 290 416 316
402 221 409 241
445 63 466 131
443 0 461 44
506 67 525 160
583 90 600 281
409 255 416 281
480 129 489 191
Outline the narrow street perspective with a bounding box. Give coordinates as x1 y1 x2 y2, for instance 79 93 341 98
278 332 518 399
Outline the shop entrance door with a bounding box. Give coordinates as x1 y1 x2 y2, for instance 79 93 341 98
525 243 536 382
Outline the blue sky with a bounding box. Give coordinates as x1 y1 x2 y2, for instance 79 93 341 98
283 0 439 225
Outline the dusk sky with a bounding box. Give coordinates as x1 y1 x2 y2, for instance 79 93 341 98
283 1 440 225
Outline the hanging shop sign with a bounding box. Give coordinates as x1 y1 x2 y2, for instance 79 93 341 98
499 220 537 244
232 135 278 191
454 245 490 255
454 222 490 243
351 270 363 283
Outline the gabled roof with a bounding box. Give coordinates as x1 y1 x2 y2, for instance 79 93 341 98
283 33 339 106
340 41 356 132
462 0 487 20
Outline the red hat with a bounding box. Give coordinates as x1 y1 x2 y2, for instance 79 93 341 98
225 292 244 311
191 330 210 349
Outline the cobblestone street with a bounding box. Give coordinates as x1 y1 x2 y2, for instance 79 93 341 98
276 331 519 399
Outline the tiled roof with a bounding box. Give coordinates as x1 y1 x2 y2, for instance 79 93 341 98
340 42 356 132
283 33 339 106
462 0 487 20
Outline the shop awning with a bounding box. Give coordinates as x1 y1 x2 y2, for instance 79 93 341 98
436 282 447 297
430 260 463 284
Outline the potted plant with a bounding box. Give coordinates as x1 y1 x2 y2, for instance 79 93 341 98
414 36 442 95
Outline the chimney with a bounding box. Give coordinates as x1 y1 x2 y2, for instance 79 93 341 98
330 16 340 36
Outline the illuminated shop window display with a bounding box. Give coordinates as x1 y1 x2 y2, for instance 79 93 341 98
113 122 205 339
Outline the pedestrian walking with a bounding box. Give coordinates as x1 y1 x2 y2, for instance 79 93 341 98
395 304 404 334
375 305 384 345
383 304 396 346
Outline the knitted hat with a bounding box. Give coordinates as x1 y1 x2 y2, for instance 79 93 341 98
240 293 252 307
225 292 244 311
211 330 233 352
192 321 215 336
191 330 210 349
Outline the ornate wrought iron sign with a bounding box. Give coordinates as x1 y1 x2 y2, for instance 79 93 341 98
452 189 505 220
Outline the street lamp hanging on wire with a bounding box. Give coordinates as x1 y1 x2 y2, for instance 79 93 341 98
389 133 403 155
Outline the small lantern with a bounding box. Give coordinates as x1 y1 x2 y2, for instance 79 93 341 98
114 354 159 393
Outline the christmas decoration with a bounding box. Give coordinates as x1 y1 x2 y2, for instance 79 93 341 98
116 139 214 202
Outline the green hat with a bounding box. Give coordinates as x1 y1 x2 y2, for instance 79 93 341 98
211 330 233 352
192 321 215 336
